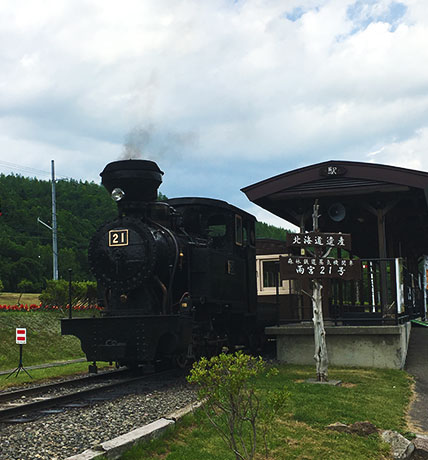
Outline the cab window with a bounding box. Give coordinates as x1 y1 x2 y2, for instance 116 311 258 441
208 214 227 248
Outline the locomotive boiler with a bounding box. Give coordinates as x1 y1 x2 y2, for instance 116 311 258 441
61 159 267 370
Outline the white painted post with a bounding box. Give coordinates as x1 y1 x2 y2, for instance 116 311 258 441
312 279 328 381
312 202 329 381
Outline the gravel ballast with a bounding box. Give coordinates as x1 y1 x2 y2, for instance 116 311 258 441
0 376 197 460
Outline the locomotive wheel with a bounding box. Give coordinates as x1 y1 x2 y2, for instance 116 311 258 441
174 353 190 369
124 361 140 373
247 331 262 354
154 358 171 372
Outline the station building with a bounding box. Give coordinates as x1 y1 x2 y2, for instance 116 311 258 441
244 160 428 368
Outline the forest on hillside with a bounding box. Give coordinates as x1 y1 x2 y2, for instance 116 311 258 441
0 175 116 292
0 174 287 292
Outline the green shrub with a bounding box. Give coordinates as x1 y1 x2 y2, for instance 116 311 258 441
40 279 97 306
17 279 39 293
187 351 288 460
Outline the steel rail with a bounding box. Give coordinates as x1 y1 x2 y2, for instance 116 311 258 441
0 369 179 422
0 368 129 403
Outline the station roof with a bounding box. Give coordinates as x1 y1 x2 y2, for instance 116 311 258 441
242 160 428 258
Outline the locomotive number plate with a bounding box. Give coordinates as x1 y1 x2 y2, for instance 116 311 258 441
109 229 129 247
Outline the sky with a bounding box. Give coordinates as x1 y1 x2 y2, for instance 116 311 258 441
1 0 428 229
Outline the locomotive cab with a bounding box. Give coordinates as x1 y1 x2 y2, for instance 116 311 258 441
167 197 257 313
167 197 259 354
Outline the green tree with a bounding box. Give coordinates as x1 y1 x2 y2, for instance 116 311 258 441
0 173 116 290
17 279 38 293
255 221 290 240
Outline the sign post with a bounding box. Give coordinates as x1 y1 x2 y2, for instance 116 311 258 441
281 202 362 382
6 328 32 379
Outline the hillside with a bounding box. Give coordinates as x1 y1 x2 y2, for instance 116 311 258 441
0 174 287 291
255 220 288 241
0 174 116 291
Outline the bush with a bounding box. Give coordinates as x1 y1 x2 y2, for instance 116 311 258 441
17 279 39 293
187 351 288 460
39 280 97 307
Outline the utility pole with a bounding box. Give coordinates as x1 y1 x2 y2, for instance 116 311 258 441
51 160 58 280
37 160 58 280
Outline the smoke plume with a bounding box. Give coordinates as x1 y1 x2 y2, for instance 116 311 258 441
120 124 197 161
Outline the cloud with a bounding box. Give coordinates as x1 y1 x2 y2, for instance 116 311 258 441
347 0 407 32
1 0 428 224
365 127 428 171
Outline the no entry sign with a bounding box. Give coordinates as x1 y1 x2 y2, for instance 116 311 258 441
16 328 26 344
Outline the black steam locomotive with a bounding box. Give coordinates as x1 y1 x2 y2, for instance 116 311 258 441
61 160 274 369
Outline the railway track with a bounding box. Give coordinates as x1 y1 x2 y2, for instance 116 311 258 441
0 368 195 460
0 368 175 423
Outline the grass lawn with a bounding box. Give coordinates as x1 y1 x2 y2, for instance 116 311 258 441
0 292 41 306
0 305 111 389
0 290 103 381
0 310 88 371
120 365 412 460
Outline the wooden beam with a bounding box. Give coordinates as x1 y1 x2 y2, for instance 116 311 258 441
270 185 410 200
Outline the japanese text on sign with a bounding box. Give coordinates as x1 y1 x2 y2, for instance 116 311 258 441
280 256 362 280
286 232 351 251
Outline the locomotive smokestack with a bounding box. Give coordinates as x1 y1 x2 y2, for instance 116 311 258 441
100 160 164 210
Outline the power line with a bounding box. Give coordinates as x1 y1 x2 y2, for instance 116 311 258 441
0 160 51 177
0 160 72 180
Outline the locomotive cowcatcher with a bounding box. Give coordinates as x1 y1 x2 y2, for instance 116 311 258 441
61 159 270 369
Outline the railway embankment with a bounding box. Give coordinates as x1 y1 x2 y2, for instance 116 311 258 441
0 300 94 376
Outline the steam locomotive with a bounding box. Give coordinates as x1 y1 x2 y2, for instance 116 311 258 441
61 159 275 370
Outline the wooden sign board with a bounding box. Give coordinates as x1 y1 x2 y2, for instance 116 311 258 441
286 232 352 251
280 256 362 280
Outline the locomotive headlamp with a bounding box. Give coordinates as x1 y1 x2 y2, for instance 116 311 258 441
180 295 192 311
111 188 125 202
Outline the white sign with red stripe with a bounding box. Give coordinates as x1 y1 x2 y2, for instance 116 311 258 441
16 328 26 344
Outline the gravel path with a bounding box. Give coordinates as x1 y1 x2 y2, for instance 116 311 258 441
0 375 197 460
